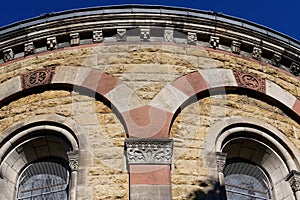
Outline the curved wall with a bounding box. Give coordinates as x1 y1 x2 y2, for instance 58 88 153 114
0 5 299 200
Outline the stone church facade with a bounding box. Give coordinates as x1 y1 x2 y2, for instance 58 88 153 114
0 5 299 200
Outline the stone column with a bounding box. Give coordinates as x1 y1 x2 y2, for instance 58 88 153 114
286 170 300 199
216 152 227 200
125 138 173 200
67 150 79 200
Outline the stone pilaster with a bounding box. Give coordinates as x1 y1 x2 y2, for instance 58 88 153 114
125 138 173 200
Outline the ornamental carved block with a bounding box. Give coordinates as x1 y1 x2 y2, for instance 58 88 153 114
67 150 79 171
187 32 197 45
93 30 103 43
286 170 300 193
140 28 150 42
24 42 35 56
125 138 173 165
70 33 80 46
290 62 300 76
117 29 127 41
164 29 174 42
47 37 57 50
216 152 227 173
3 49 14 62
209 36 219 49
233 70 266 93
252 47 262 60
21 67 55 89
231 41 241 54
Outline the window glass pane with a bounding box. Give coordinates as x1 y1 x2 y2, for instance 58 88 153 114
224 162 271 200
17 162 69 200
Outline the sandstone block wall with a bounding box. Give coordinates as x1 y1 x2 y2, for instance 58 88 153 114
0 42 299 199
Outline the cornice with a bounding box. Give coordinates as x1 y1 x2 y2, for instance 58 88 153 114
0 5 299 76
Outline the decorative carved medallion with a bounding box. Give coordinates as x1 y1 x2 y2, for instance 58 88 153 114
164 29 174 42
21 67 55 89
187 32 197 45
233 70 266 93
125 138 173 165
140 28 150 42
24 42 35 56
47 37 57 50
117 29 127 41
70 33 80 46
231 41 241 54
3 49 14 62
252 47 262 60
209 36 219 49
286 170 300 193
93 30 103 43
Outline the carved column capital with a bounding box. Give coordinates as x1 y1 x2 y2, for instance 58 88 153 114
286 170 300 193
125 138 173 165
216 152 227 173
67 150 79 171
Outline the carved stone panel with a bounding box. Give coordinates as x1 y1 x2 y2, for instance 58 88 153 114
140 28 150 42
164 29 174 42
93 30 103 43
252 47 262 60
233 70 266 93
125 138 173 165
187 32 197 45
21 67 55 89
3 49 14 62
67 150 79 171
209 36 219 49
70 33 80 46
117 29 127 41
47 37 57 50
231 41 241 54
24 42 35 56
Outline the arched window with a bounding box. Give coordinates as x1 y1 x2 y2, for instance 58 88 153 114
224 162 272 200
221 136 291 200
0 124 79 200
16 160 69 200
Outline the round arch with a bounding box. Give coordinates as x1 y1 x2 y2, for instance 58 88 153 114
203 116 300 200
0 115 82 200
150 68 300 127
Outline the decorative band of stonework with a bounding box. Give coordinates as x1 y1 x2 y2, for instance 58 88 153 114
125 138 173 165
286 170 300 193
21 67 56 89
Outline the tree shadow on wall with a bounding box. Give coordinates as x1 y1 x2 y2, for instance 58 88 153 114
187 179 226 200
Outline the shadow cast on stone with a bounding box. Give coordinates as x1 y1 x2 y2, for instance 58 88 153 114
187 180 226 200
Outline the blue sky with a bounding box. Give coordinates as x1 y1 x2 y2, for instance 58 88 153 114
1 0 299 40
